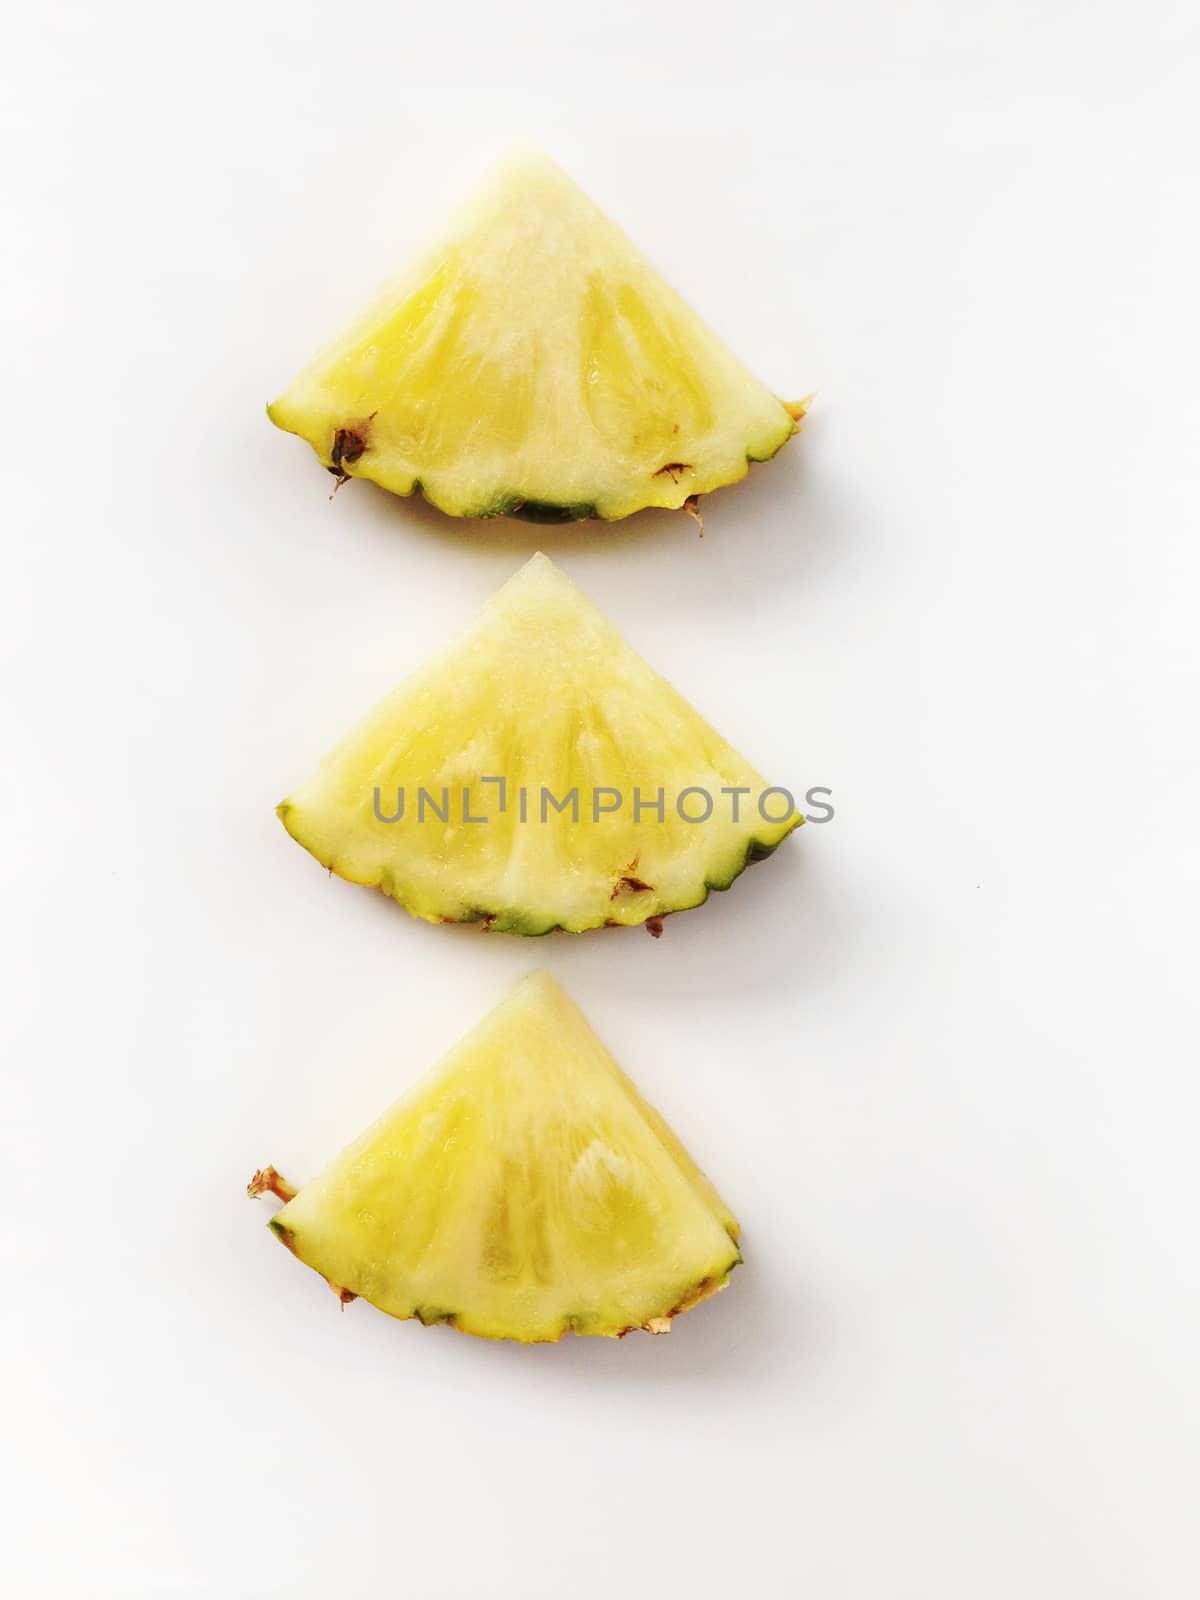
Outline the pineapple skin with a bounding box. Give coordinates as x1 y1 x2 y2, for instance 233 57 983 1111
278 801 797 937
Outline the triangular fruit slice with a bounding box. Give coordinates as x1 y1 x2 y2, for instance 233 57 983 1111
268 146 803 522
278 552 802 935
249 971 741 1342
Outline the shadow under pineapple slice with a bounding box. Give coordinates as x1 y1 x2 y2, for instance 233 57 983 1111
268 146 805 523
277 552 802 936
248 971 741 1343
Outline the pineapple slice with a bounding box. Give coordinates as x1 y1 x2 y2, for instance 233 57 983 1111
268 147 802 522
250 972 741 1342
278 553 801 935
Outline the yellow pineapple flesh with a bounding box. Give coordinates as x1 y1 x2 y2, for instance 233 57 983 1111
269 148 801 521
252 972 741 1342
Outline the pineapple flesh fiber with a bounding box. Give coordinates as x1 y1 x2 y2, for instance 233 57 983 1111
269 147 802 521
278 553 802 935
250 972 741 1342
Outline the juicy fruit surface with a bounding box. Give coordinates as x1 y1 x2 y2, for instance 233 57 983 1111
268 148 798 520
270 972 741 1342
279 553 801 934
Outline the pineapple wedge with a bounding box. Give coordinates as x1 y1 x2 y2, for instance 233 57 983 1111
269 147 802 521
250 972 741 1342
278 553 801 935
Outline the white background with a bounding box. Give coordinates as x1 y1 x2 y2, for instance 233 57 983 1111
3 2 1198 1595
